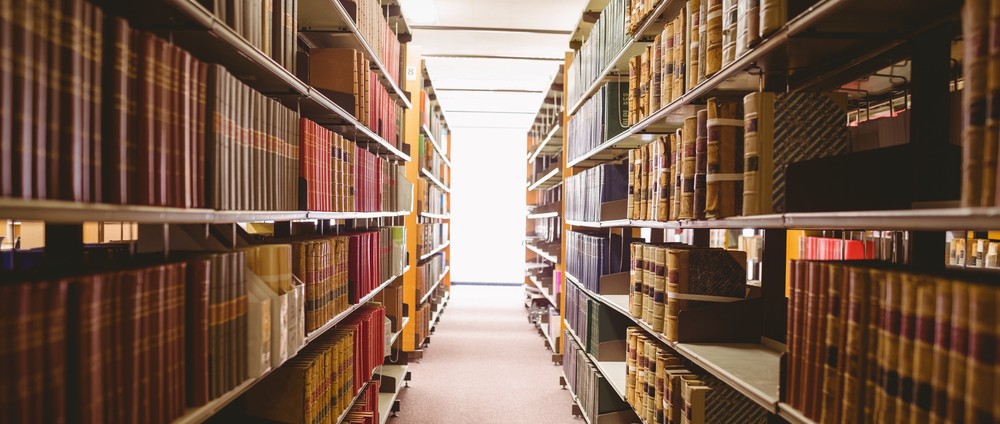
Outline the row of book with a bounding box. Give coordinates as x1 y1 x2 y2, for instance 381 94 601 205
565 163 628 221
625 0 665 35
342 381 381 424
420 91 448 149
245 305 386 423
566 0 629 108
531 151 561 184
785 261 1000 423
418 223 449 255
530 215 561 243
566 82 629 162
629 243 749 341
0 254 249 424
624 92 848 221
197 0 298 74
421 135 450 187
348 0 403 84
308 48 401 148
565 230 629 294
418 178 449 215
949 236 1000 269
563 331 633 423
626 0 793 125
625 327 768 424
300 119 412 213
798 235 878 261
414 300 432 346
962 0 1000 207
417 254 448 303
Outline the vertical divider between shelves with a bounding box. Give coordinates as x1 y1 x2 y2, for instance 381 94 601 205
558 51 575 358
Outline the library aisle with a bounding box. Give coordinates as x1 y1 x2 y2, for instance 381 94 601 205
398 285 576 424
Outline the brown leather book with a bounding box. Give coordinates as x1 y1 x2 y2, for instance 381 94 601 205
693 109 708 219
186 259 211 406
895 273 919 422
102 17 131 204
10 1 35 199
137 33 157 206
705 0 723 77
911 275 937 423
680 116 697 219
962 0 989 206
31 0 48 199
840 266 870 424
929 278 953 423
705 97 744 219
819 264 847 423
965 284 997 423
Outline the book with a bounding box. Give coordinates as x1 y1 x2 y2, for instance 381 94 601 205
679 116 697 219
565 163 629 222
722 0 738 65
566 230 629 293
567 81 630 163
758 0 786 38
687 0 701 90
664 247 747 341
705 0 723 77
567 0 629 108
963 0 989 206
705 97 744 219
693 109 709 219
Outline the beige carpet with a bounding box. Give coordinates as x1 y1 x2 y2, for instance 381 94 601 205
393 285 577 424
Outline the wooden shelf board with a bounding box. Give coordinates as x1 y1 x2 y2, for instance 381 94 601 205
421 125 452 167
526 243 559 263
419 241 451 262
421 169 451 193
419 266 450 304
297 0 412 110
540 321 557 353
777 402 816 424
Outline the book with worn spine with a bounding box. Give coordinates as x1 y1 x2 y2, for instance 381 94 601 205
705 98 744 219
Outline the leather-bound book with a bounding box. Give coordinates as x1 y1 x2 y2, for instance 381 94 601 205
631 243 644 318
861 269 882 422
965 284 997 423
85 4 103 204
929 278 953 423
722 0 737 65
687 0 700 90
102 17 133 204
657 135 672 221
705 97 744 219
661 23 673 105
962 0 989 206
628 149 637 219
664 247 747 341
651 35 662 114
186 259 211 406
640 143 650 220
874 271 902 423
697 0 707 84
911 276 937 423
759 0 786 38
741 91 773 216
679 116 697 219
705 0 723 77
651 245 667 332
672 128 683 220
801 262 823 418
985 0 1000 205
673 11 686 101
840 266 871 424
819 264 848 424
693 109 708 219
895 273 920 423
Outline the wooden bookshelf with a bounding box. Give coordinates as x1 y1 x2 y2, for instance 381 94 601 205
419 212 452 220
527 124 563 164
421 169 452 193
297 0 412 109
526 243 559 263
108 0 410 161
527 167 563 191
375 364 409 424
388 317 410 348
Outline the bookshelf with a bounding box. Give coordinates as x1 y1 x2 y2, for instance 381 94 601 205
0 0 432 422
548 0 988 422
404 57 452 354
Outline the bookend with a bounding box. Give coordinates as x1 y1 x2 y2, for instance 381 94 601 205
600 198 628 221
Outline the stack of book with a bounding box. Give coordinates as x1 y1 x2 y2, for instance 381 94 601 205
785 260 1000 423
566 230 629 293
626 0 666 34
628 243 749 341
567 0 628 107
949 236 1000 269
418 179 448 215
566 163 629 221
414 302 431 344
417 254 448 301
196 0 298 73
347 230 393 303
343 381 381 423
0 253 249 423
567 82 629 162
419 223 449 255
348 0 402 83
308 48 401 148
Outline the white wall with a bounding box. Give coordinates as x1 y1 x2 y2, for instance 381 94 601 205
450 127 526 284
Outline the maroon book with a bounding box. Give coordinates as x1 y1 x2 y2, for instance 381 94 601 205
187 259 210 406
137 32 156 205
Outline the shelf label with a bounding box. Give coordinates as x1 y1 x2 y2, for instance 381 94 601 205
406 66 418 81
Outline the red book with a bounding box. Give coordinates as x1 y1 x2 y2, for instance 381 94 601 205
136 33 156 205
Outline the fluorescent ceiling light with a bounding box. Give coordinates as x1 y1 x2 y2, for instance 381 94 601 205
399 0 439 25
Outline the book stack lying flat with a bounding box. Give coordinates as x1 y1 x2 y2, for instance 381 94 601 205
195 0 298 73
566 230 630 293
567 0 628 107
785 261 1000 424
567 82 629 163
566 163 629 222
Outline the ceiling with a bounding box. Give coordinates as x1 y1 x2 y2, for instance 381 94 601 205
404 0 589 130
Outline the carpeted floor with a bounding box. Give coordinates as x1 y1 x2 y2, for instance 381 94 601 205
393 285 577 424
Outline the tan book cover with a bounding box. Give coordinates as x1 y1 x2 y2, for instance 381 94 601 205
661 23 674 105
965 284 997 423
984 0 1000 205
680 116 698 219
651 34 663 114
672 128 683 220
673 12 686 102
705 0 723 77
963 0 989 206
657 135 672 221
741 91 775 216
759 0 786 38
631 243 645 318
652 245 667 332
929 279 953 424
911 275 937 423
722 0 737 65
705 97 744 219
820 264 848 424
687 0 701 90
840 266 871 424
628 150 637 219
875 270 902 423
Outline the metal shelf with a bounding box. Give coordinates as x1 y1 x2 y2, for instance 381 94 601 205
419 241 451 262
565 0 677 116
527 124 563 164
375 364 409 424
564 272 781 412
298 0 412 110
335 381 372 424
527 168 563 191
421 125 452 167
387 316 410 348
420 266 450 304
421 169 452 193
419 212 452 220
171 267 405 424
527 275 559 306
527 211 560 219
562 371 595 424
111 0 411 162
0 198 413 224
777 402 816 424
564 208 1000 231
526 243 559 263
565 0 960 169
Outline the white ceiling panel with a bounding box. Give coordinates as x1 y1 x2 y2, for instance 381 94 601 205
412 30 568 59
430 0 586 32
424 58 559 91
435 90 544 113
445 112 537 129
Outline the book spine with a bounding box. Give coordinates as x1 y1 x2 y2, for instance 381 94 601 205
911 276 937 423
963 0 989 207
705 97 744 219
658 135 672 221
758 0 786 38
965 284 997 423
840 266 870 423
693 109 708 219
687 0 700 90
680 116 697 219
705 0 723 77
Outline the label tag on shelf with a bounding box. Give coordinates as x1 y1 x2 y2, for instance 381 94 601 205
406 66 418 81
